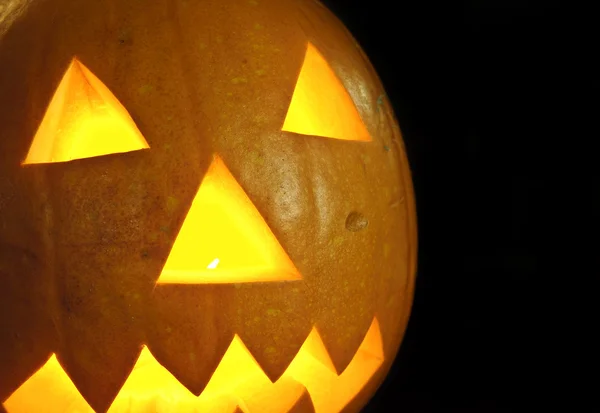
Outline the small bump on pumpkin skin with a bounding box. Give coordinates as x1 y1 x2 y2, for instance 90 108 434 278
137 84 154 95
383 243 391 258
166 196 180 213
267 308 282 317
117 29 132 45
345 211 369 232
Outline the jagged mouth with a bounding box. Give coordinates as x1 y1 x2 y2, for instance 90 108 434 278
3 317 383 413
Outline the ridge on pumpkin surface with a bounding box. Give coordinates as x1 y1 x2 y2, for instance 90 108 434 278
3 318 384 413
22 58 149 165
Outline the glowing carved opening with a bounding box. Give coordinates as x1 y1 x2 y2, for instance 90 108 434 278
3 318 383 413
157 155 301 284
22 58 149 165
282 42 372 142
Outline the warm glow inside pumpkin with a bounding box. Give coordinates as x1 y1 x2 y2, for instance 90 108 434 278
157 155 301 284
282 43 372 142
6 54 382 412
0 1 417 412
4 320 383 413
22 59 149 165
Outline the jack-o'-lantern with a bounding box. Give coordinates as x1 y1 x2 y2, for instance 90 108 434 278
0 0 417 412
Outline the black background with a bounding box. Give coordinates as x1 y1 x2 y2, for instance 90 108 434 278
319 0 594 412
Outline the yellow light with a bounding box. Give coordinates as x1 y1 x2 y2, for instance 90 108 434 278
282 43 372 142
157 155 301 284
284 319 384 413
22 58 149 165
1 354 92 413
3 318 383 413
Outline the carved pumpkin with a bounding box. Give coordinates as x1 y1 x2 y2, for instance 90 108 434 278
0 0 417 412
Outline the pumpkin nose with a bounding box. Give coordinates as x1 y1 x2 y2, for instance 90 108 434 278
157 155 302 285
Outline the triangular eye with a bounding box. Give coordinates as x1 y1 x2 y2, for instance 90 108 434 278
282 42 372 142
22 58 149 165
157 155 301 284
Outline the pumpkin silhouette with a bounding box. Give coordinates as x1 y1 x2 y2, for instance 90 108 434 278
0 0 417 412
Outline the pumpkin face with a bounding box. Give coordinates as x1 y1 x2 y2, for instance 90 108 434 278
0 0 417 412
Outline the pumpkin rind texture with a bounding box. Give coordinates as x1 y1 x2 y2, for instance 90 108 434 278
0 0 417 412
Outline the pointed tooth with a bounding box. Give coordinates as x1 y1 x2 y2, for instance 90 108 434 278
235 374 309 413
232 283 311 382
55 343 141 413
0 351 54 408
283 318 385 413
287 389 316 413
52 244 148 412
338 368 386 413
0 245 56 401
316 310 375 375
372 194 416 358
145 284 235 396
306 238 380 375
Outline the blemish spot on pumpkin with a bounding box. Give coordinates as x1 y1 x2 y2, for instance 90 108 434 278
118 30 132 45
248 0 258 5
267 308 282 317
138 84 153 95
255 69 266 76
166 196 180 213
345 212 369 232
254 23 264 30
389 197 405 209
376 94 385 110
199 42 207 50
330 236 345 247
264 346 276 355
231 77 248 84
248 150 265 165
383 243 391 258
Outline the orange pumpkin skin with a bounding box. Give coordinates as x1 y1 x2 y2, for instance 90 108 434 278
0 0 417 412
